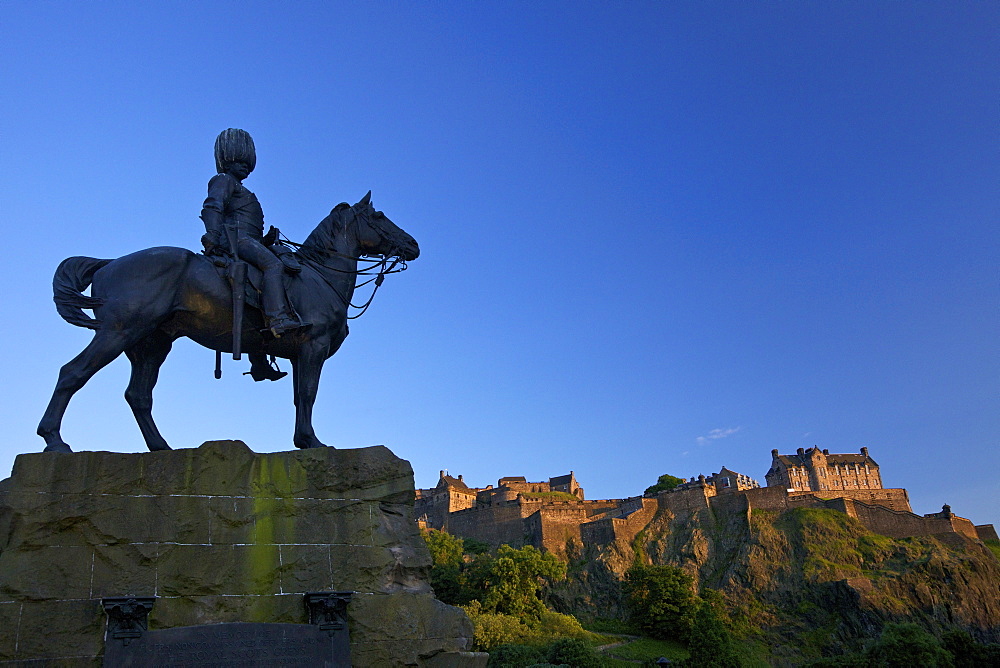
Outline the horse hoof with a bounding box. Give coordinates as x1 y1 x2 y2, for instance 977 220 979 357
43 442 73 453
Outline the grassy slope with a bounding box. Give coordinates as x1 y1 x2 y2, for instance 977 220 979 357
711 508 1000 661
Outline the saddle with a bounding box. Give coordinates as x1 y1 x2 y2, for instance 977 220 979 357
204 247 301 315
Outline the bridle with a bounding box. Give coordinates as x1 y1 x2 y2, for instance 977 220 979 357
279 203 410 318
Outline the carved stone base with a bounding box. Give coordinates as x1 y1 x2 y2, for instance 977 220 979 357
0 441 479 666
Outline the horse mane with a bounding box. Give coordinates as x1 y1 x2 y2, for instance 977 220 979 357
302 202 352 250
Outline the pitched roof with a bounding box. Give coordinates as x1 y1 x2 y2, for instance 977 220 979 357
437 475 471 491
773 449 879 468
826 454 878 466
549 473 574 486
498 476 527 484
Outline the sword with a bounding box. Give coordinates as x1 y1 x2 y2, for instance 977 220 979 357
225 224 247 361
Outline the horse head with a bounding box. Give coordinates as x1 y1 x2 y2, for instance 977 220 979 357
352 191 419 261
302 191 419 263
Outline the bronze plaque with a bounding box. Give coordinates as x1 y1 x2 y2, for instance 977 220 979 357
103 622 349 667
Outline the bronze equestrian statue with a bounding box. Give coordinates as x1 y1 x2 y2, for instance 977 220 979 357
202 129 307 382
37 130 419 453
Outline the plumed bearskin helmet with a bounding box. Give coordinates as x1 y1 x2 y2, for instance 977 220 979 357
214 128 256 174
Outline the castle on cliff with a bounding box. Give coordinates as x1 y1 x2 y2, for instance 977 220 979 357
415 446 998 557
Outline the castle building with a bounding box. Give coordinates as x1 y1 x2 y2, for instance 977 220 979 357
766 447 883 492
711 467 760 493
416 447 995 558
672 468 760 495
415 471 583 532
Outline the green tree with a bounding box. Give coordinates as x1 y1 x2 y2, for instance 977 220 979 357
474 545 567 620
686 589 743 667
463 536 492 555
422 528 464 568
644 473 684 496
941 629 1000 667
866 622 952 667
421 528 472 605
622 564 698 641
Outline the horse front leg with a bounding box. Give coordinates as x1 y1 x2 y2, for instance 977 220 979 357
291 342 330 449
37 330 131 452
124 331 174 452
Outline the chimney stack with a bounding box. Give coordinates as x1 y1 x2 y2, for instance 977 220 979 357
771 448 779 457
860 447 869 457
797 447 805 456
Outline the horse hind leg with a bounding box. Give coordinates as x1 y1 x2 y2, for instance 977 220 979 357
124 331 174 452
37 330 132 452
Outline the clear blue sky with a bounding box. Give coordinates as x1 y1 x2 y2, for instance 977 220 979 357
2 3 997 524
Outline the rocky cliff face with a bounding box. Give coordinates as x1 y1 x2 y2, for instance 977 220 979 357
550 501 1000 662
0 441 478 666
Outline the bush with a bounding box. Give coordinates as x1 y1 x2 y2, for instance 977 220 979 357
463 601 539 650
487 643 546 668
546 638 604 668
537 610 601 643
867 622 951 667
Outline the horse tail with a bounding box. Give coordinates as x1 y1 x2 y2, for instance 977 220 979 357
53 256 113 329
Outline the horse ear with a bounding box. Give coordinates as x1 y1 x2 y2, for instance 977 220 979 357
359 190 371 207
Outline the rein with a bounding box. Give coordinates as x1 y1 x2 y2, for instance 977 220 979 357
277 209 408 319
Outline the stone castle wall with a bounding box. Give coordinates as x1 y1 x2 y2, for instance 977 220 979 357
580 498 659 548
839 499 979 541
731 487 982 542
734 486 911 514
529 507 587 554
792 488 911 512
447 502 529 547
977 525 1000 542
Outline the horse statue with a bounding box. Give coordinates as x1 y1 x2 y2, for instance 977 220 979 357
37 192 419 452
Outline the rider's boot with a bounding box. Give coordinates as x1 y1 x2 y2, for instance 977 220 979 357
246 353 287 382
261 265 310 338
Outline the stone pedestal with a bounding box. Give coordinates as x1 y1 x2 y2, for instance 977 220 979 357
0 441 484 666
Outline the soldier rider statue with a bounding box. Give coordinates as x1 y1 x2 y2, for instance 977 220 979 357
201 128 308 381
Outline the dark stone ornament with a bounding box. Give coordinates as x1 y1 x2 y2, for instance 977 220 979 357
101 597 155 646
306 591 353 633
